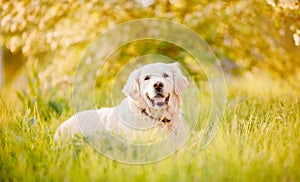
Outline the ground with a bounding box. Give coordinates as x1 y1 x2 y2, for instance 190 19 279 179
0 73 299 181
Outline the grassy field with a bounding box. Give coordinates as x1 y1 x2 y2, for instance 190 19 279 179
0 72 300 181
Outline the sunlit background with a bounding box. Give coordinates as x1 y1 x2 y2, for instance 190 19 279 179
1 0 300 89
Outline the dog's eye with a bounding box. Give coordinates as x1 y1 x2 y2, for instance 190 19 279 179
163 73 169 78
144 76 150 80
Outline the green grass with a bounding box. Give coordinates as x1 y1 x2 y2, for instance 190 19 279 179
1 73 300 181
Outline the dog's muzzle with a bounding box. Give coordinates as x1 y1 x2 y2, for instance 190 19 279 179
147 93 170 107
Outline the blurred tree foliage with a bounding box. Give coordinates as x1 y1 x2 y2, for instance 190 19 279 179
0 0 300 90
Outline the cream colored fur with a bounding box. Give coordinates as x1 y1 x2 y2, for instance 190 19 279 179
54 62 189 143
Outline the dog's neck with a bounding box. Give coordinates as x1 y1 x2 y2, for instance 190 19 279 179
141 108 171 123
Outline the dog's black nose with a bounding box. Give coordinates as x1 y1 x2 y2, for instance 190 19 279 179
154 81 164 91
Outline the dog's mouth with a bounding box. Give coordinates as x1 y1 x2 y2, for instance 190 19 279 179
146 93 170 107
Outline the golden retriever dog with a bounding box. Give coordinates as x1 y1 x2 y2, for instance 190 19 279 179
54 62 189 144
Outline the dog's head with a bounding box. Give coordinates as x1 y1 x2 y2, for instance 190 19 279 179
122 62 188 114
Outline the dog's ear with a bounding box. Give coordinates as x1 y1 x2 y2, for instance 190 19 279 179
171 62 189 95
122 69 140 100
